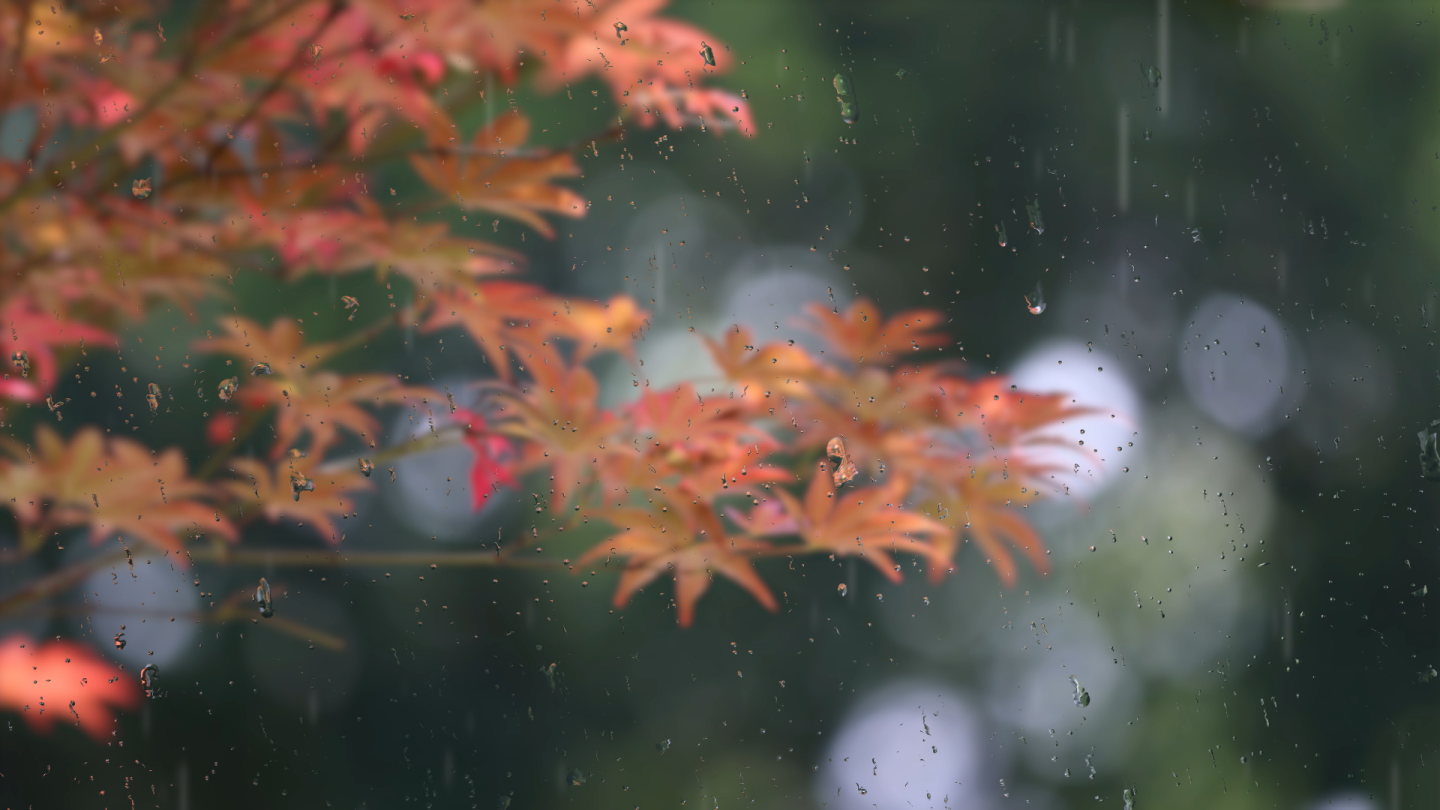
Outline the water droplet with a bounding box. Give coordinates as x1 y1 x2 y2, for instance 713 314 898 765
1025 198 1044 235
825 436 859 486
1418 420 1440 480
217 377 239 402
833 74 858 124
1025 281 1046 315
140 663 160 699
290 470 315 501
1068 674 1090 707
837 583 847 597
255 577 274 619
699 42 715 67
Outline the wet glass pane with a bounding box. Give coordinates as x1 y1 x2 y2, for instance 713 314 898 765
0 2 1430 809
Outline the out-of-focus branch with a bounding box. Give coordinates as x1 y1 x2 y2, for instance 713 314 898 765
0 0 313 216
0 547 126 618
0 1 30 112
187 544 556 570
201 0 347 176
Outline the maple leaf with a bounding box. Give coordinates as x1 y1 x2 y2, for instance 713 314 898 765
797 298 949 364
554 294 650 362
422 282 648 379
791 363 1011 481
890 435 1056 586
411 112 585 237
615 382 790 499
0 426 236 555
772 463 951 581
576 496 776 627
0 634 140 742
937 469 1049 587
949 377 1097 440
199 317 431 457
224 457 369 544
701 325 816 392
535 0 753 134
421 281 558 378
224 7 453 155
724 499 798 537
0 295 115 402
449 408 519 509
629 80 753 135
6 197 226 326
237 201 522 285
491 346 618 510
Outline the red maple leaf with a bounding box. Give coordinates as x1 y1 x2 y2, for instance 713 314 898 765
451 408 519 509
0 295 115 402
0 634 139 742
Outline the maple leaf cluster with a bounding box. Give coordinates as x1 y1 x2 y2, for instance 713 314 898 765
0 0 749 560
477 296 1089 626
0 0 1084 743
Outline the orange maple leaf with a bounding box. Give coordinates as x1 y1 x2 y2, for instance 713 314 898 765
701 325 816 391
492 346 618 510
614 382 790 499
536 0 753 134
943 470 1049 587
237 200 522 286
0 426 236 555
224 457 369 544
199 317 431 457
423 281 649 379
772 463 951 581
797 299 949 364
576 496 776 627
411 111 585 238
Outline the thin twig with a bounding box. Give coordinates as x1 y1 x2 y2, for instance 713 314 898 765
187 544 557 569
